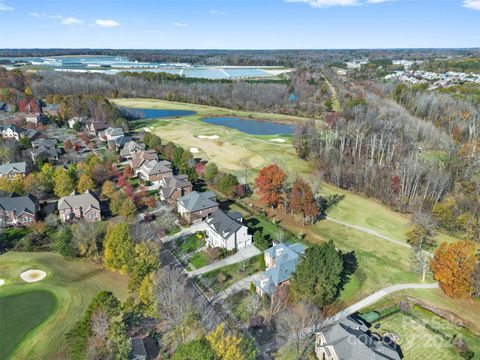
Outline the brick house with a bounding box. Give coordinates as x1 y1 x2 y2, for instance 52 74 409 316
159 174 192 202
57 190 101 223
0 193 38 227
176 191 219 223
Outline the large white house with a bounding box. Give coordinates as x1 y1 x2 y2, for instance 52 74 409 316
205 209 252 250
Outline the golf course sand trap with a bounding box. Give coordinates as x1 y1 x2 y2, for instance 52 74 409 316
190 147 200 153
20 270 47 283
270 138 286 143
0 279 5 286
197 135 220 140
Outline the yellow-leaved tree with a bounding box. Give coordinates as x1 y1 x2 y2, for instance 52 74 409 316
206 324 245 360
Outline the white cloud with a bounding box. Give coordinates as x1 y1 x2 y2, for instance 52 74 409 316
95 19 120 27
210 9 225 14
0 2 14 11
285 0 360 7
49 14 63 19
463 0 480 10
29 12 45 17
286 0 395 7
173 22 189 27
62 17 84 25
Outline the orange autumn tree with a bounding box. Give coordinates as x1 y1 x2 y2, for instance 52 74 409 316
290 178 319 225
255 164 286 208
430 240 478 298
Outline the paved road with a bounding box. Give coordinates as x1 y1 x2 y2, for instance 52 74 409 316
329 282 439 323
188 245 261 276
214 273 262 301
326 217 433 257
161 222 207 243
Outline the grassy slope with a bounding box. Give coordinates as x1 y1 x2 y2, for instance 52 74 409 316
111 98 476 328
0 252 128 360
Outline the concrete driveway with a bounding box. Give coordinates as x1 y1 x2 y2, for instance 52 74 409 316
188 245 261 276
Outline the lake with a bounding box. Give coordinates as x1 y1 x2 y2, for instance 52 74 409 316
201 117 295 135
119 107 196 119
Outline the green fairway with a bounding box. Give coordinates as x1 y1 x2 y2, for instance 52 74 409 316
111 98 474 326
0 252 128 360
0 290 57 360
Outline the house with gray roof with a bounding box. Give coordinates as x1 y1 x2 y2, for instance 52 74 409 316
57 190 101 223
31 138 58 149
205 209 252 250
0 124 43 142
0 162 27 179
315 316 402 360
30 147 62 163
254 242 307 297
131 338 147 360
104 127 125 142
0 193 38 227
159 174 192 202
119 140 145 160
136 159 173 183
177 191 219 223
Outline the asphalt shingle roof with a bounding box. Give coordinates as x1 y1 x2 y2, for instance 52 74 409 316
177 191 218 212
0 162 26 176
0 193 37 215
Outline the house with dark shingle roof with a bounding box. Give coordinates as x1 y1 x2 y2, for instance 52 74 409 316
177 190 219 223
57 190 101 223
0 193 38 227
0 162 27 179
205 209 252 250
254 242 307 297
314 316 402 360
131 338 147 360
159 174 192 202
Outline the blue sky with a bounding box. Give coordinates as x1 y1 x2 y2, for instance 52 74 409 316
0 0 479 49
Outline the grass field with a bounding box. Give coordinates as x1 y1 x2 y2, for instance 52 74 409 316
371 311 460 360
0 252 128 360
111 98 475 329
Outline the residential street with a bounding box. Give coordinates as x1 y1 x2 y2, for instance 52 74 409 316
188 245 261 276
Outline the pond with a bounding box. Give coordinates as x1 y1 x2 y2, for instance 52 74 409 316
119 107 196 119
201 117 295 135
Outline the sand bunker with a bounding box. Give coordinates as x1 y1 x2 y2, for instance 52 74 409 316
0 279 5 286
190 147 200 154
20 270 47 283
143 127 152 133
197 135 219 140
270 138 286 143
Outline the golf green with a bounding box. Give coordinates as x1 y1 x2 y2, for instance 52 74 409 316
0 290 57 360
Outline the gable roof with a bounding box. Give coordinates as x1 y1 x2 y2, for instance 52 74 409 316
120 141 145 157
139 160 172 176
0 193 37 215
0 162 27 176
320 316 401 360
177 191 218 213
105 127 124 137
131 150 158 169
159 174 192 199
31 138 57 149
255 242 307 295
57 190 100 212
205 209 245 238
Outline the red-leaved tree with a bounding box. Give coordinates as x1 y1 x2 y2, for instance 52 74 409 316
255 164 286 208
290 178 319 225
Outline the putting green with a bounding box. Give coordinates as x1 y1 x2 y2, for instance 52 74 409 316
0 252 128 360
0 290 57 360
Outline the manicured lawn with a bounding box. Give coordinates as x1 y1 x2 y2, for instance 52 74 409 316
0 252 128 360
176 233 205 254
189 252 210 269
202 255 263 293
371 312 460 360
0 290 57 360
